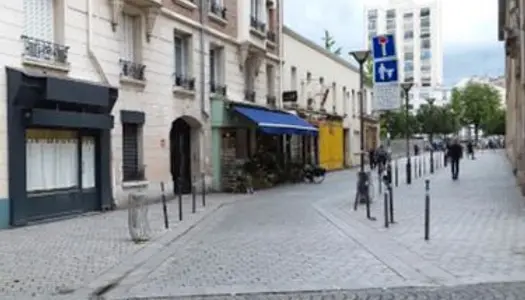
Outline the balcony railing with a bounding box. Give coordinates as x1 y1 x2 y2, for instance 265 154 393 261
245 90 256 102
174 74 195 90
21 35 69 64
119 59 146 81
210 82 227 96
209 1 227 19
250 16 266 32
266 31 276 43
266 95 277 107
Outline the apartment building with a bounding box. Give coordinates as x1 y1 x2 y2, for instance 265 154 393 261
0 0 282 228
364 0 443 109
282 27 379 170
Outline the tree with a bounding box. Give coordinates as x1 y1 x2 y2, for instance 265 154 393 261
363 57 373 86
435 104 460 136
482 108 506 136
322 30 342 55
379 107 419 139
450 82 501 142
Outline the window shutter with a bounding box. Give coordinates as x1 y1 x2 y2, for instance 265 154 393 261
122 123 139 181
24 0 54 41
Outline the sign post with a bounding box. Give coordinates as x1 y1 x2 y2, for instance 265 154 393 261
371 34 400 111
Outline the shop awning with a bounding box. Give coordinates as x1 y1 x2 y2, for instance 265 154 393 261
233 106 318 135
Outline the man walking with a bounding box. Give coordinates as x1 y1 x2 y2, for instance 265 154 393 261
448 138 463 180
467 140 475 159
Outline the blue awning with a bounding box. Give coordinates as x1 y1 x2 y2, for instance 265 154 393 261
233 106 318 135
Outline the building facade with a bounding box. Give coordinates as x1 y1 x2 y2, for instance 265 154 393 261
498 0 525 194
364 0 443 109
282 27 378 170
0 0 286 228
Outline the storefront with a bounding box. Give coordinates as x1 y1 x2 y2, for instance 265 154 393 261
5 68 117 227
364 115 380 151
316 117 345 171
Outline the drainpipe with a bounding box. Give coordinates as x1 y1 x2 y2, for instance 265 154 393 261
199 0 207 118
87 0 109 84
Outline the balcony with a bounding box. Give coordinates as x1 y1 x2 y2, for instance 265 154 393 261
266 31 276 47
210 82 227 97
171 0 197 10
245 90 256 102
21 35 70 71
119 59 146 85
250 16 266 39
173 73 196 96
209 1 227 25
109 0 162 42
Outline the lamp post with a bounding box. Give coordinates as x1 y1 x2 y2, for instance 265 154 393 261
350 50 374 219
400 82 413 184
426 97 436 174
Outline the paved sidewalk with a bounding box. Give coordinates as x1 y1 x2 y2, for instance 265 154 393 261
0 193 246 299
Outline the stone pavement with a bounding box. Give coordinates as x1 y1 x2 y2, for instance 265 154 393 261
0 193 247 299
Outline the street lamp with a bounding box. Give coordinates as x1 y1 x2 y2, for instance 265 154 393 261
400 82 413 184
350 50 375 220
426 97 436 174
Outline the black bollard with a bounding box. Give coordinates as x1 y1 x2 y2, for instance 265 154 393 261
160 182 169 229
191 178 196 214
419 157 422 177
378 169 382 194
394 160 399 187
414 158 418 179
201 172 206 207
423 156 426 174
424 179 430 240
384 188 389 228
177 178 183 221
389 182 394 224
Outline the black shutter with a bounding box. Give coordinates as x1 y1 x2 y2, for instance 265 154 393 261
122 123 139 181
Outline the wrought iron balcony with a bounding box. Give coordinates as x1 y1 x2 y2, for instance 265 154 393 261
210 82 227 96
21 35 69 64
119 59 146 81
267 31 277 43
209 1 227 19
266 95 277 107
250 16 266 32
245 90 256 102
174 74 195 90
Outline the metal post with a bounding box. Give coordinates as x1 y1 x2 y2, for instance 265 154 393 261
423 156 426 174
405 92 411 185
384 188 389 228
414 157 417 179
425 179 430 240
378 169 382 194
191 178 196 214
387 163 395 224
177 178 183 221
160 182 169 229
394 159 399 187
419 157 422 177
201 172 206 207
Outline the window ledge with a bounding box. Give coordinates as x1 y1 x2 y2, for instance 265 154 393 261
172 86 196 97
22 56 70 72
250 28 266 40
173 0 197 10
208 13 227 26
122 180 149 189
266 40 276 48
120 76 146 87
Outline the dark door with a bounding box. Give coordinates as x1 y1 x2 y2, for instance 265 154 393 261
170 119 192 194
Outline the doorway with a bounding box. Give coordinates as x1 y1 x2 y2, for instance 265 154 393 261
170 118 192 194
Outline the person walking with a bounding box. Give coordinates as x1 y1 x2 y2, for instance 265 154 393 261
448 138 463 180
368 148 376 170
467 140 475 159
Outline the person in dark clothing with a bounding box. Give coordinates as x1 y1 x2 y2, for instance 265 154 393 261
466 141 475 159
448 138 463 180
375 145 388 172
368 148 376 169
414 144 420 156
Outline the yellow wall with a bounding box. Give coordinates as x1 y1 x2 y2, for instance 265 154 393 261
318 121 344 171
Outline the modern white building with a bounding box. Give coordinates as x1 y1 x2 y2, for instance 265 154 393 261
364 0 443 109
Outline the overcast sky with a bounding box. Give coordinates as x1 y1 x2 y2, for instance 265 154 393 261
283 0 503 85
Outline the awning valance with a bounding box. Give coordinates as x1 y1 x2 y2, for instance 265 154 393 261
233 106 317 135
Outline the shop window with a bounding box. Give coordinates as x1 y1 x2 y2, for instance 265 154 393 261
26 129 79 192
82 136 96 188
122 122 144 181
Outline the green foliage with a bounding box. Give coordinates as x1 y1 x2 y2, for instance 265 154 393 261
450 82 501 141
364 57 373 86
379 106 419 139
415 102 460 136
322 30 342 55
482 108 506 136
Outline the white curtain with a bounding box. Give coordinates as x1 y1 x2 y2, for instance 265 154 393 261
23 0 54 41
82 137 96 189
120 13 136 61
26 129 78 192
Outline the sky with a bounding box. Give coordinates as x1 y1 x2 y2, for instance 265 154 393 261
283 0 504 87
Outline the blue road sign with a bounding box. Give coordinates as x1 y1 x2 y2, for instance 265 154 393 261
374 59 398 84
372 34 396 60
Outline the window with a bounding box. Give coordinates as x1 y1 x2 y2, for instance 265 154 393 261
421 39 431 49
24 0 56 42
342 87 347 114
420 32 430 39
319 77 324 85
404 31 413 39
368 9 377 18
403 12 413 19
174 33 190 77
122 122 144 182
421 18 430 27
421 65 431 72
291 66 297 90
421 76 431 83
306 71 312 82
404 74 414 82
266 64 275 96
404 61 413 71
332 82 337 110
121 13 139 62
209 46 223 85
386 9 396 18
250 0 265 20
386 19 396 29
421 50 431 60
420 8 430 17
352 89 356 116
368 20 377 30
405 52 413 60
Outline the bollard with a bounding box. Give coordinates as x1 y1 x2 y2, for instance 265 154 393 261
384 188 389 228
424 179 430 240
160 182 169 229
389 182 395 223
128 191 151 243
423 156 427 174
419 157 422 177
191 178 196 214
201 172 206 207
394 160 399 187
414 158 418 179
378 169 382 194
177 178 183 221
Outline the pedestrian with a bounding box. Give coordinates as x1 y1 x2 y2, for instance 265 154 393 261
448 138 463 180
414 144 420 156
467 140 475 159
375 145 388 173
368 148 376 169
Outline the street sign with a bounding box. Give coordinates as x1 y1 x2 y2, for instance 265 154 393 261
372 34 400 111
372 34 396 60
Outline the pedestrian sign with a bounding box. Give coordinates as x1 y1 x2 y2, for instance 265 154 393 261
374 59 399 83
371 33 400 111
372 34 396 60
